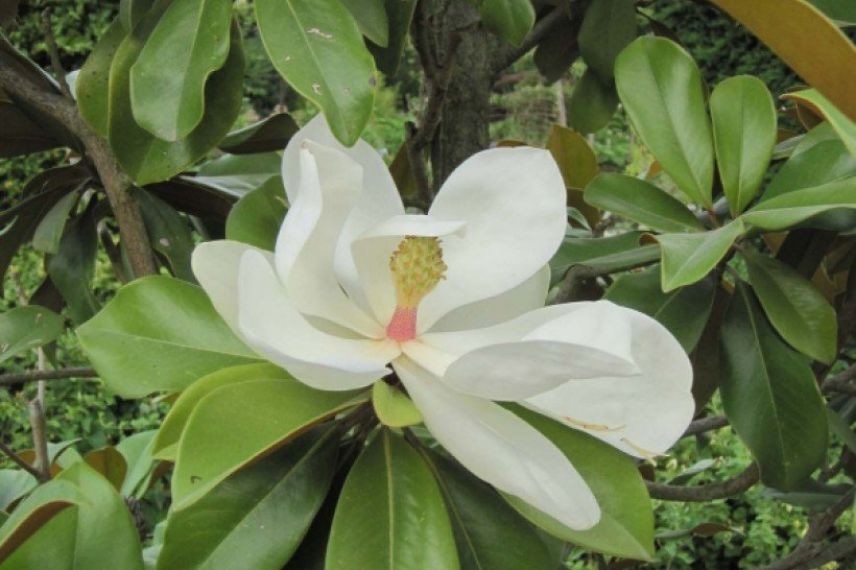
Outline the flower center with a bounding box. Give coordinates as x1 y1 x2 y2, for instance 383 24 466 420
386 236 446 341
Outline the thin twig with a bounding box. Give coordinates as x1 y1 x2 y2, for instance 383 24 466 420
646 463 760 502
40 9 72 100
27 398 50 481
823 363 856 396
0 440 44 481
761 489 856 570
683 415 729 438
0 367 97 387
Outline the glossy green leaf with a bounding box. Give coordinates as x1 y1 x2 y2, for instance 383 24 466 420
116 430 160 498
742 178 856 231
568 68 619 135
77 276 260 398
710 76 777 214
721 283 828 490
76 19 126 136
507 407 655 561
32 191 79 255
605 264 716 352
327 430 459 570
0 470 36 512
158 429 338 570
195 152 282 195
765 122 856 199
808 0 856 24
47 209 99 324
108 8 245 185
224 177 288 250
369 0 416 76
341 0 389 46
130 0 233 141
743 250 837 363
550 232 660 283
172 378 361 506
219 113 299 155
657 220 745 292
578 0 637 81
423 450 556 570
135 189 195 281
585 173 704 233
476 0 535 46
615 37 714 207
152 363 287 460
255 0 376 146
784 88 856 157
372 381 423 427
0 463 144 569
0 306 64 365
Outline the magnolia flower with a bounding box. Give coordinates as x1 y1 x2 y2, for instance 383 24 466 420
192 116 694 530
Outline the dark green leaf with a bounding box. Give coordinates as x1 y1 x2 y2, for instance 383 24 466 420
568 68 619 135
47 209 100 324
550 232 660 283
0 306 64 365
135 189 196 281
507 407 655 561
585 173 704 233
224 177 288 250
476 0 535 46
158 429 338 570
341 0 389 46
171 378 362 506
423 449 556 570
76 276 261 398
76 19 126 136
32 190 80 254
710 75 777 215
219 113 299 154
254 0 376 146
533 14 580 83
130 0 233 140
147 176 237 219
578 0 637 81
808 0 856 24
108 8 245 185
326 430 459 570
369 0 416 76
721 282 828 490
0 99 59 158
605 264 715 352
743 249 837 363
657 220 744 292
765 122 856 199
615 37 714 207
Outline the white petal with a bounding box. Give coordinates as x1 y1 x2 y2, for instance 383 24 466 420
274 142 383 338
415 303 642 401
237 249 399 391
192 240 271 332
395 357 600 531
418 147 567 331
428 265 551 333
526 305 694 458
351 214 466 327
282 115 404 309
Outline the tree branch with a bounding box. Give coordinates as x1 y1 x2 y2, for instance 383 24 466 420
0 55 157 277
0 440 44 481
683 415 729 438
40 10 72 100
0 367 97 387
761 489 856 570
646 463 760 502
823 363 856 396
